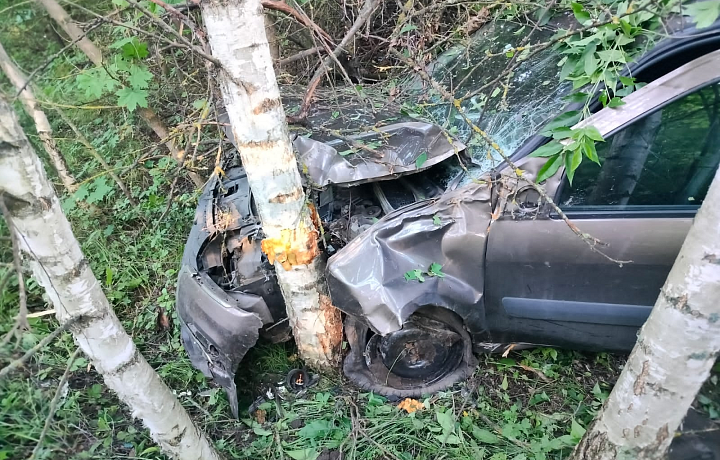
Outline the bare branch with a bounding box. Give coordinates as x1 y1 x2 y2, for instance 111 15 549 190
29 347 82 460
0 317 79 380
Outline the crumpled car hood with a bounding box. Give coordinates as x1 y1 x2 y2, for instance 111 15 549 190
295 122 465 187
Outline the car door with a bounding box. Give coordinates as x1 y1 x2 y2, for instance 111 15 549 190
484 53 720 352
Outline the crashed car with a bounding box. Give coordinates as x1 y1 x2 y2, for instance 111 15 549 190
177 13 720 415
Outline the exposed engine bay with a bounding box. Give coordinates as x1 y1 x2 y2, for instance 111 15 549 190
176 120 468 416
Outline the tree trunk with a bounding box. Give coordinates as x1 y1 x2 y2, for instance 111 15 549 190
200 0 342 368
35 0 104 66
573 169 720 458
0 96 221 460
0 40 77 192
36 0 205 188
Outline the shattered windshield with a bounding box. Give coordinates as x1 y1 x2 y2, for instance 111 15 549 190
410 15 575 183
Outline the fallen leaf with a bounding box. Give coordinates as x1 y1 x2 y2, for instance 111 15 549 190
255 409 267 424
397 398 424 413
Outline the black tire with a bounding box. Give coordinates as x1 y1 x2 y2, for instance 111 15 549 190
343 307 477 397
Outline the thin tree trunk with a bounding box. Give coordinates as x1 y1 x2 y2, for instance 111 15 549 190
0 96 221 460
36 0 205 188
200 0 342 368
35 0 104 66
573 169 720 458
0 40 77 192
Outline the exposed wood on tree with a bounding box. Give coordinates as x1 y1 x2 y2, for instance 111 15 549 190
200 0 342 368
0 40 77 192
0 96 221 460
36 0 205 188
572 167 720 459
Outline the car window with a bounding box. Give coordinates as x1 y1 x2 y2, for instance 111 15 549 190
558 82 720 211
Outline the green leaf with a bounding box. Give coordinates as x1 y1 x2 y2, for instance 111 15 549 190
541 111 581 135
427 262 445 278
562 91 589 103
415 151 428 168
117 87 148 111
432 214 442 225
404 269 425 283
559 56 578 81
338 149 354 156
582 126 604 142
128 65 153 89
400 23 418 33
582 137 600 165
551 128 574 140
571 2 591 23
536 153 563 183
570 419 586 442
619 75 635 87
529 141 563 158
599 91 608 107
471 426 500 444
86 177 113 204
684 1 720 28
436 410 455 436
252 425 272 436
565 148 582 185
490 87 502 98
608 97 625 108
286 449 320 460
597 49 626 64
76 68 117 98
501 375 508 390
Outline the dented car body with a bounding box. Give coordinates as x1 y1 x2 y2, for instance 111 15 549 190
178 15 720 415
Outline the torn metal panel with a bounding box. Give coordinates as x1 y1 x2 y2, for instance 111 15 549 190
294 122 465 187
176 168 288 418
326 180 494 337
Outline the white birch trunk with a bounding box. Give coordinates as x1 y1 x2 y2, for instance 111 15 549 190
573 168 720 459
200 0 342 368
0 40 77 192
0 97 221 460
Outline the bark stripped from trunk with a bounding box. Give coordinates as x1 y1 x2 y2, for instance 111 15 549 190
0 96 220 460
201 0 342 368
0 40 76 192
36 0 205 188
573 167 720 459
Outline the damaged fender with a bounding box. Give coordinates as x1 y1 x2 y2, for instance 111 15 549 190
326 180 494 339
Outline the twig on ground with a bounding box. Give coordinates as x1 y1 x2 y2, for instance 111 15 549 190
0 316 80 379
278 46 325 66
29 347 81 460
0 196 29 345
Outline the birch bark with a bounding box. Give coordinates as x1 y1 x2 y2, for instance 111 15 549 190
200 0 342 368
0 96 221 460
573 167 720 459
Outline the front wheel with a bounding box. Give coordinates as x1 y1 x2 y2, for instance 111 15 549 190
343 307 477 397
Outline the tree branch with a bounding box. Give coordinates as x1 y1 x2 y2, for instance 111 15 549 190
29 347 81 460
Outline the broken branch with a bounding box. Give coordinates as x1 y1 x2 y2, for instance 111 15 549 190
294 0 382 121
0 316 79 380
